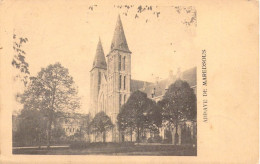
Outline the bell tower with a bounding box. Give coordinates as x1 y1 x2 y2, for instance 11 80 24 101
90 38 107 115
107 15 131 142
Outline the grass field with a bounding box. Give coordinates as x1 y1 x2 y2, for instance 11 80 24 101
13 143 197 156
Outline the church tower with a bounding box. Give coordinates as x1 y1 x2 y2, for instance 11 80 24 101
107 15 131 142
90 38 107 115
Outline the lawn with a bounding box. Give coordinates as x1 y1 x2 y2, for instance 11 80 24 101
13 143 197 156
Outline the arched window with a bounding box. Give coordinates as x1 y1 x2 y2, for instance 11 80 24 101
118 55 121 71
123 56 126 70
124 94 126 103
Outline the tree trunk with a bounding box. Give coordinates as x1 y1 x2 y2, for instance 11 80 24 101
130 127 133 142
103 131 106 143
47 118 52 149
38 133 41 149
137 127 140 143
174 123 179 145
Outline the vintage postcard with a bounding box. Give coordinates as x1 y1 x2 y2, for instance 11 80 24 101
0 0 258 163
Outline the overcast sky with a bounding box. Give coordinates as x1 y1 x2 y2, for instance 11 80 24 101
13 2 198 113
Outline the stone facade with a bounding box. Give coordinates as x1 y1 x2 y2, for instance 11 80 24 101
90 15 132 142
90 15 197 143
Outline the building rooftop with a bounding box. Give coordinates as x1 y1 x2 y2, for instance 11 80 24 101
110 15 131 53
92 38 107 70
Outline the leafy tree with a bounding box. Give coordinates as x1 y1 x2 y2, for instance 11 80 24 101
159 79 196 144
91 111 113 143
51 122 66 143
18 63 80 148
117 103 135 142
12 34 30 86
72 113 92 142
145 99 162 133
13 109 47 147
117 90 160 142
81 113 92 142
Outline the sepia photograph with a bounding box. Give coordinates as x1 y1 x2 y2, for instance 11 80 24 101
1 0 258 163
11 3 197 155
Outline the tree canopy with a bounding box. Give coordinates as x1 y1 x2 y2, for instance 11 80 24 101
13 109 47 147
18 63 80 147
117 90 161 142
91 111 113 142
159 79 196 144
160 79 197 124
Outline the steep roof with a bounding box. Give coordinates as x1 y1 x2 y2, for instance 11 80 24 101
92 38 107 70
130 79 153 92
110 15 131 53
139 67 197 99
182 67 197 87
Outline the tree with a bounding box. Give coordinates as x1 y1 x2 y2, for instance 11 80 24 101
81 113 92 142
159 79 196 144
91 111 113 143
117 90 160 142
51 122 66 143
18 63 80 148
117 103 135 142
73 113 92 142
13 109 47 147
145 99 162 133
12 34 30 86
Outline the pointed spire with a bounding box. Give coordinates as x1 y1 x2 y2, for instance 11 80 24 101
110 14 131 53
92 38 107 70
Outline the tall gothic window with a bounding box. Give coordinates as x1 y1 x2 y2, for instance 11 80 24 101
123 56 126 70
98 72 101 84
118 55 121 71
124 76 126 90
98 72 101 91
119 94 122 108
103 95 105 111
124 94 126 103
119 75 122 89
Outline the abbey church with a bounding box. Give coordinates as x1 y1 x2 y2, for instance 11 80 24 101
90 15 197 143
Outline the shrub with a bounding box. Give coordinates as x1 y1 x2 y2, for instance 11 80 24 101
153 135 162 143
147 136 162 143
70 141 135 149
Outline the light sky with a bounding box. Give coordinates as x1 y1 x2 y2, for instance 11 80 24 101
13 2 198 114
